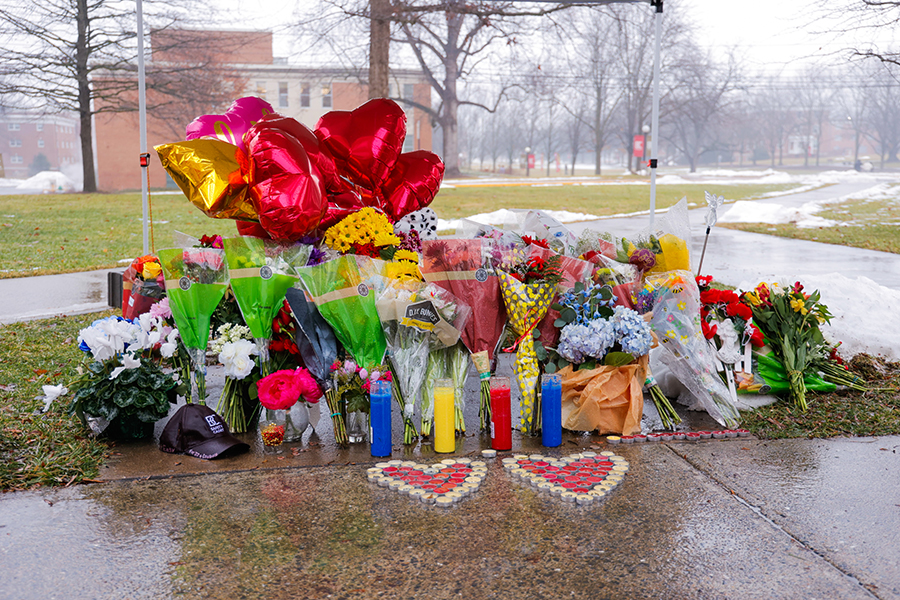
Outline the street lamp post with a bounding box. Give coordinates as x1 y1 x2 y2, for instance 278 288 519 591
525 147 532 177
641 124 650 172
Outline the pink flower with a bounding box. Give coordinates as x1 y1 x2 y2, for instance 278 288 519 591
149 297 172 320
359 368 369 380
257 370 304 410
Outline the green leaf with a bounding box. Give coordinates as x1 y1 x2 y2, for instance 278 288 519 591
560 307 577 322
117 368 140 385
553 318 567 328
603 352 635 367
532 329 541 339
113 387 138 408
545 362 557 374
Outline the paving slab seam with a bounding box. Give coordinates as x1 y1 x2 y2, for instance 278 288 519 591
662 442 884 599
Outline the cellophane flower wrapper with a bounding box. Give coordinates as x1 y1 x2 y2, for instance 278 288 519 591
223 236 311 375
297 255 387 371
497 270 556 433
375 279 470 443
158 247 229 403
421 238 507 430
645 271 740 428
527 244 593 347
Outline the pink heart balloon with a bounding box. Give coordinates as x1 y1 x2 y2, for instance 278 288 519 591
185 97 276 153
315 98 406 190
380 151 444 222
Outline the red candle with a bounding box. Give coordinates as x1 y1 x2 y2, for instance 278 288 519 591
490 376 512 450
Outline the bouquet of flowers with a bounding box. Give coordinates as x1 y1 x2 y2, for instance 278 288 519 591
421 239 508 431
209 323 259 433
329 358 393 443
69 315 183 438
222 236 311 376
322 206 401 258
375 279 470 443
741 281 833 411
256 367 321 443
646 272 740 428
697 275 765 401
498 256 561 434
122 254 166 320
158 246 229 403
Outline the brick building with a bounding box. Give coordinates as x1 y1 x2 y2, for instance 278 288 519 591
94 30 433 192
0 109 80 180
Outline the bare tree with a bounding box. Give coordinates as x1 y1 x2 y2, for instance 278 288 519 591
663 48 742 172
861 60 900 166
0 0 225 192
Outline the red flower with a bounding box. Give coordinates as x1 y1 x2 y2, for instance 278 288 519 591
522 235 550 249
701 320 718 340
726 302 752 321
273 319 282 334
270 339 285 352
749 325 764 348
696 275 714 290
257 370 305 410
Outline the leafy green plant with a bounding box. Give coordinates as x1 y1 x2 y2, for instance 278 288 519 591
69 357 181 439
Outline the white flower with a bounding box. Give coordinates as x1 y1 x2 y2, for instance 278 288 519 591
160 329 179 358
38 384 68 413
219 339 258 379
109 352 141 380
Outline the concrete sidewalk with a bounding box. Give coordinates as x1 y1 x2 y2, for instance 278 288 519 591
2 435 898 599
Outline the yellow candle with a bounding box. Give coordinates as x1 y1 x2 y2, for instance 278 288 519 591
433 379 455 453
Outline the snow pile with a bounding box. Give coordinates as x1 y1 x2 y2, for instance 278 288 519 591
16 171 77 193
718 200 840 228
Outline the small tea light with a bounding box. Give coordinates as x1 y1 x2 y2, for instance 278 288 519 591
378 477 394 487
699 431 712 439
410 489 426 500
600 451 615 457
712 431 727 439
538 481 553 492
445 492 463 503
737 429 751 437
470 460 487 467
561 492 578 503
726 430 738 438
659 433 673 442
481 449 497 458
612 464 629 473
388 459 403 466
686 432 701 441
633 435 647 443
435 496 453 508
401 461 417 467
375 462 392 469
576 494 594 506
502 457 517 464
420 493 436 505
589 489 607 499
673 433 686 440
440 458 457 465
514 454 529 460
398 485 414 495
607 436 621 445
620 436 634 444
389 480 405 490
551 486 566 497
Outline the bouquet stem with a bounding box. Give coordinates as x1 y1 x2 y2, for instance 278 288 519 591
325 385 348 446
479 378 492 432
217 376 247 433
788 369 808 412
818 362 868 391
646 378 681 430
528 382 542 437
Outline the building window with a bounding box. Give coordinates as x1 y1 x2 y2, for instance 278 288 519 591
300 83 310 108
322 84 332 108
38 139 44 148
36 123 43 132
278 82 289 108
10 154 23 164
7 123 19 131
9 139 21 147
403 83 415 101
255 81 267 100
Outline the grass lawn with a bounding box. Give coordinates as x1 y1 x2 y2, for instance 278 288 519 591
0 181 794 278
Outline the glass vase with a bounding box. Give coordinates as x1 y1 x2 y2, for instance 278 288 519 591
346 410 368 444
261 403 310 444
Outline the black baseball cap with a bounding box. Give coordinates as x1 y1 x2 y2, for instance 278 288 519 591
159 404 249 460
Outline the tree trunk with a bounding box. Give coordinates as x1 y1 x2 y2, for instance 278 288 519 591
440 15 462 177
369 0 390 99
76 0 96 193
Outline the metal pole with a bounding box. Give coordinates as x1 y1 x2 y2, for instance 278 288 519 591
648 0 662 228
137 0 149 254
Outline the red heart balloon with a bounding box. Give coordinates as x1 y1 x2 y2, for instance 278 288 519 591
185 96 276 153
244 125 327 241
315 98 406 190
380 151 444 222
235 220 272 239
254 115 342 194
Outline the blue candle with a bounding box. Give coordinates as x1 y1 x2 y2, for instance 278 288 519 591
370 380 392 457
541 373 562 448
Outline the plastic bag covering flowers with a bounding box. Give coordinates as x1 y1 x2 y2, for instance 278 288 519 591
257 368 321 411
645 272 740 428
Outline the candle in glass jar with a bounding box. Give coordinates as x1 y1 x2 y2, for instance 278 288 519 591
369 379 392 457
433 378 455 453
541 373 562 448
490 376 512 450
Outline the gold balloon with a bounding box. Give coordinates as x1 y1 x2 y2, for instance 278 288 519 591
155 139 257 221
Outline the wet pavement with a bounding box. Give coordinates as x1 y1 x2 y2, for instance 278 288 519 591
3 435 898 599
0 268 114 325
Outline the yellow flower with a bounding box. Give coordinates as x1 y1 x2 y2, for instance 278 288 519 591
394 249 419 263
373 231 400 247
677 301 686 311
790 297 808 315
744 291 761 306
142 262 161 279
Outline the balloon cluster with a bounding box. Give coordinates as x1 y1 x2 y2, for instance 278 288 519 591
156 96 444 242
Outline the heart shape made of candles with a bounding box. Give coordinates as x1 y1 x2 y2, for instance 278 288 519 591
504 452 628 507
367 458 486 508
185 96 276 153
315 98 406 190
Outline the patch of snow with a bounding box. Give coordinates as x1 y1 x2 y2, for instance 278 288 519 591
438 208 601 232
719 200 840 228
16 171 77 193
